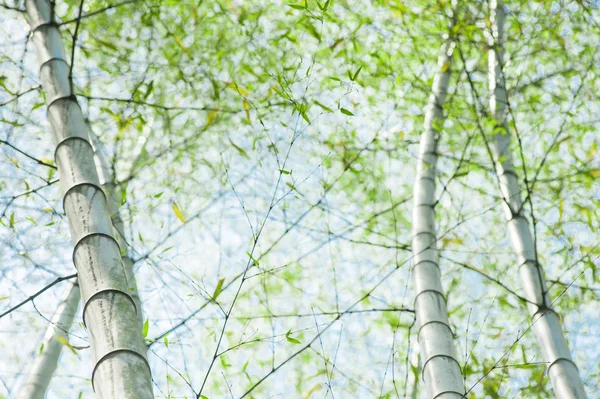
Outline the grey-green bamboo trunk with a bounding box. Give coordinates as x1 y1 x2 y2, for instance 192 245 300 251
412 35 465 398
26 0 153 397
91 136 145 334
17 282 80 399
16 147 146 399
487 1 586 397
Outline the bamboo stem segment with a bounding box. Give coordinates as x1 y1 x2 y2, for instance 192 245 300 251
487 1 586 397
412 33 465 398
25 1 153 397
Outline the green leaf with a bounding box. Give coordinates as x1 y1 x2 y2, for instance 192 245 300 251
220 356 231 368
93 37 118 51
294 103 310 123
142 318 149 338
154 192 163 198
9 213 15 229
229 138 249 158
56 335 78 355
173 36 191 56
286 182 304 197
340 108 354 116
225 82 249 96
212 278 225 300
120 187 127 205
285 329 301 344
161 246 174 254
313 100 333 113
287 3 306 10
31 102 45 111
173 202 185 223
350 65 363 81
164 335 169 348
143 80 154 100
243 100 251 124
0 297 9 301
299 109 310 124
0 75 12 94
303 22 321 42
241 360 249 372
246 252 260 266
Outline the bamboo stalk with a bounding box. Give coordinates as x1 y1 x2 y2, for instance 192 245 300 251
412 31 465 398
25 1 153 396
487 1 586 397
17 282 80 399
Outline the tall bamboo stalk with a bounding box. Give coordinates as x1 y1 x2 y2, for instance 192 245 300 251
25 1 153 397
487 1 586 397
91 136 145 333
16 146 147 399
17 282 80 399
412 32 465 398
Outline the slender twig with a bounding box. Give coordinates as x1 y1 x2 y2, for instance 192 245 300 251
0 140 57 169
60 0 139 25
0 273 78 320
78 94 237 113
0 2 24 12
0 85 41 107
68 0 85 82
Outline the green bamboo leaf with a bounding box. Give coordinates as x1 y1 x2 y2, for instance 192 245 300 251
212 278 225 300
56 336 78 355
173 202 185 223
229 138 249 158
313 100 333 113
350 65 363 81
246 252 260 266
285 329 301 344
142 318 149 338
31 102 45 111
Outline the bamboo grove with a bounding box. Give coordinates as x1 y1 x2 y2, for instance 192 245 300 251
0 0 599 398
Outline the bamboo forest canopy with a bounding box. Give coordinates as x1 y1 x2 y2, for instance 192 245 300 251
0 0 599 397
